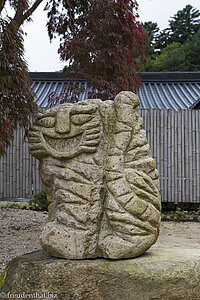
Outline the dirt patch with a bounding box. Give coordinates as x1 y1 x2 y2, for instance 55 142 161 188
0 208 200 273
152 221 200 250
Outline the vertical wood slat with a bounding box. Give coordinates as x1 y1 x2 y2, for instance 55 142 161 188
9 141 13 197
181 111 185 203
167 110 171 203
12 129 17 198
35 159 40 194
28 153 33 198
188 110 193 203
164 110 168 202
192 111 197 203
0 109 200 205
22 132 25 197
32 156 37 195
196 111 200 203
184 110 190 202
145 109 150 146
156 109 161 201
3 145 7 197
160 110 164 201
171 110 175 204
6 144 10 197
177 111 182 204
25 135 30 198
19 126 23 197
153 109 157 167
174 110 178 204
16 126 20 198
3 149 7 197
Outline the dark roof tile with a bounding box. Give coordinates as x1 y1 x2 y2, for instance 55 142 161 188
30 72 200 109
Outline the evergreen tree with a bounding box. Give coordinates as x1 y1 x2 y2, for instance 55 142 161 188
168 5 200 44
155 28 170 51
144 30 200 72
142 5 200 72
143 21 160 55
184 29 200 71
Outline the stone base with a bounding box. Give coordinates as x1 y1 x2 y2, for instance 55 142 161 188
1 249 200 300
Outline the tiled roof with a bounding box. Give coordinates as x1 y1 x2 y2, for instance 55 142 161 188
30 72 200 109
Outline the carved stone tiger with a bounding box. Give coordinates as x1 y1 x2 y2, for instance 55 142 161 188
28 91 161 259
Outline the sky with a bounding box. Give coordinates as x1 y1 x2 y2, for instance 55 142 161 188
22 0 200 72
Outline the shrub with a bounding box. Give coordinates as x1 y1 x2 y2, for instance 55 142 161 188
29 189 48 211
161 207 200 222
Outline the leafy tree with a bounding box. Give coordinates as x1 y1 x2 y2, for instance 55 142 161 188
0 0 43 156
150 42 186 72
46 0 148 101
168 5 200 45
45 0 89 40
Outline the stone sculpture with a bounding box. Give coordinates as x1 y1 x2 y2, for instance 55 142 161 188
28 91 161 259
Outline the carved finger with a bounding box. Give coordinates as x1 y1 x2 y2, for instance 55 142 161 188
28 137 41 143
85 127 100 135
80 145 97 153
85 133 100 141
82 139 100 146
28 142 44 150
29 130 39 136
29 125 40 132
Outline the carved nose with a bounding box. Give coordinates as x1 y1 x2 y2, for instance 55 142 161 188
55 110 70 134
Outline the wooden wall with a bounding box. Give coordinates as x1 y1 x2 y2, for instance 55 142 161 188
0 126 44 199
140 109 200 204
0 109 200 204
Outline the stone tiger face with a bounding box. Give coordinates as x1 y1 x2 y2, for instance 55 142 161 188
29 92 161 260
29 101 102 160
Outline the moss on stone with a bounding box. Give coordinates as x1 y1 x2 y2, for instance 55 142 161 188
2 249 200 300
0 268 8 289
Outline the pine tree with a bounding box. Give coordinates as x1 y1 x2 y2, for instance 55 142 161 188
143 21 160 55
168 5 200 44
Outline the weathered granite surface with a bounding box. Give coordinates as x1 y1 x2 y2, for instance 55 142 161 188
28 91 161 259
1 249 200 300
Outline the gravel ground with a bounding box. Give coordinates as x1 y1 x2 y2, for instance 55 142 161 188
0 208 48 273
1 208 200 273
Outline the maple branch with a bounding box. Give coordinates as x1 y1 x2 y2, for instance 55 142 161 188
0 0 7 14
12 3 24 27
12 0 44 28
23 0 44 23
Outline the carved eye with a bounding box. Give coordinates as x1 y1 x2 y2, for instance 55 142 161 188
37 117 55 128
71 114 94 125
